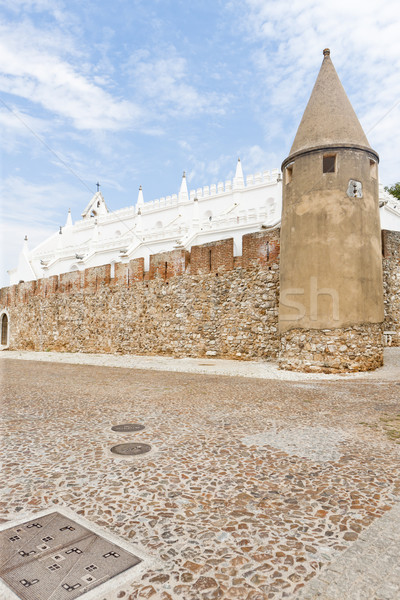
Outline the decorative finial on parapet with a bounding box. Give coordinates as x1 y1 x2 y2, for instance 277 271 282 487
233 157 244 189
65 208 73 228
96 182 100 192
323 48 330 57
24 235 28 241
179 171 189 201
137 185 144 208
194 196 198 202
59 226 62 234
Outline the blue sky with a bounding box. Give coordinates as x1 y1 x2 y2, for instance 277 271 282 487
1 0 399 286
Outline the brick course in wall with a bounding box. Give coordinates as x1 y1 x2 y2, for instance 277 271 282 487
149 249 190 280
1 228 398 367
190 238 234 275
242 228 280 269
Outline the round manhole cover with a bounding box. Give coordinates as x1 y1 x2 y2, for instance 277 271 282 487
110 443 151 456
111 423 145 432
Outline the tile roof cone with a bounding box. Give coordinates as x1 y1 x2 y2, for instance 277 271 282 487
233 158 244 189
288 48 376 160
179 171 189 202
279 49 384 373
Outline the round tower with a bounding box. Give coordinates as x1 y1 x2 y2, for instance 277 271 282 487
279 49 384 372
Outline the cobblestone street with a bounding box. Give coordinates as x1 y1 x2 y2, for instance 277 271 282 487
1 353 399 599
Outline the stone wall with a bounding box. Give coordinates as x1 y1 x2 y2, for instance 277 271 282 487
1 227 398 368
382 230 400 346
279 324 384 373
0 231 280 360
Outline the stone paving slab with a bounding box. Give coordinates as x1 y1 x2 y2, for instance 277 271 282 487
1 347 400 381
1 358 399 599
296 502 400 600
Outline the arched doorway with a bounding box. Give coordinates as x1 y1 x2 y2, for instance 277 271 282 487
1 313 8 346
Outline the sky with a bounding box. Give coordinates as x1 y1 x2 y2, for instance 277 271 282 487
1 0 399 287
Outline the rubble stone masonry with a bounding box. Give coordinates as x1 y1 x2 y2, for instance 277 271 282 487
0 228 398 368
382 230 400 346
0 231 280 360
279 323 384 373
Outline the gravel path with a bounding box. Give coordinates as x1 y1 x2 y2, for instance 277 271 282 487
1 347 400 381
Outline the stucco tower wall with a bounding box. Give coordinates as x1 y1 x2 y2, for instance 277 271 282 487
278 50 384 372
280 148 384 331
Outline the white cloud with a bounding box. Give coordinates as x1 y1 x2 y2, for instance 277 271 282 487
125 49 229 118
240 145 280 175
0 176 83 227
1 0 64 17
0 106 50 150
0 175 90 286
0 20 143 131
236 0 400 184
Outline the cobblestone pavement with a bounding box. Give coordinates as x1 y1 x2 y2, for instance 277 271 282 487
296 502 400 600
1 356 399 599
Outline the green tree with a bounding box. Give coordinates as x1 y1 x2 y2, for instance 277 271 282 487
384 182 400 200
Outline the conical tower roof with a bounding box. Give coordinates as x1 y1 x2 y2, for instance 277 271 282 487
288 49 375 160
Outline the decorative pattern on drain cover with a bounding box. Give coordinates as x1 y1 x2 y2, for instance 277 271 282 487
0 512 141 600
111 423 145 432
110 443 151 456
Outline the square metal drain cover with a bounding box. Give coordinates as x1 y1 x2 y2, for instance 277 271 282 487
0 511 144 600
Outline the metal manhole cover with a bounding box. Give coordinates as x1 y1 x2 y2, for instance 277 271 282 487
110 443 151 456
111 424 145 432
0 511 142 600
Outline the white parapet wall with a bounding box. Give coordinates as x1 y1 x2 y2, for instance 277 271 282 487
8 163 283 284
7 165 399 285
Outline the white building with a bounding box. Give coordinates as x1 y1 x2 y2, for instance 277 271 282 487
7 160 400 285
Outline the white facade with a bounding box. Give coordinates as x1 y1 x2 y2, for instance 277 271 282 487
8 161 400 285
379 184 400 232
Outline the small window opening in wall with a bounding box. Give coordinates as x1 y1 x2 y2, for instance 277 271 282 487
209 249 212 272
285 164 293 184
370 159 377 179
266 241 270 261
323 154 336 173
1 313 8 345
164 262 168 280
